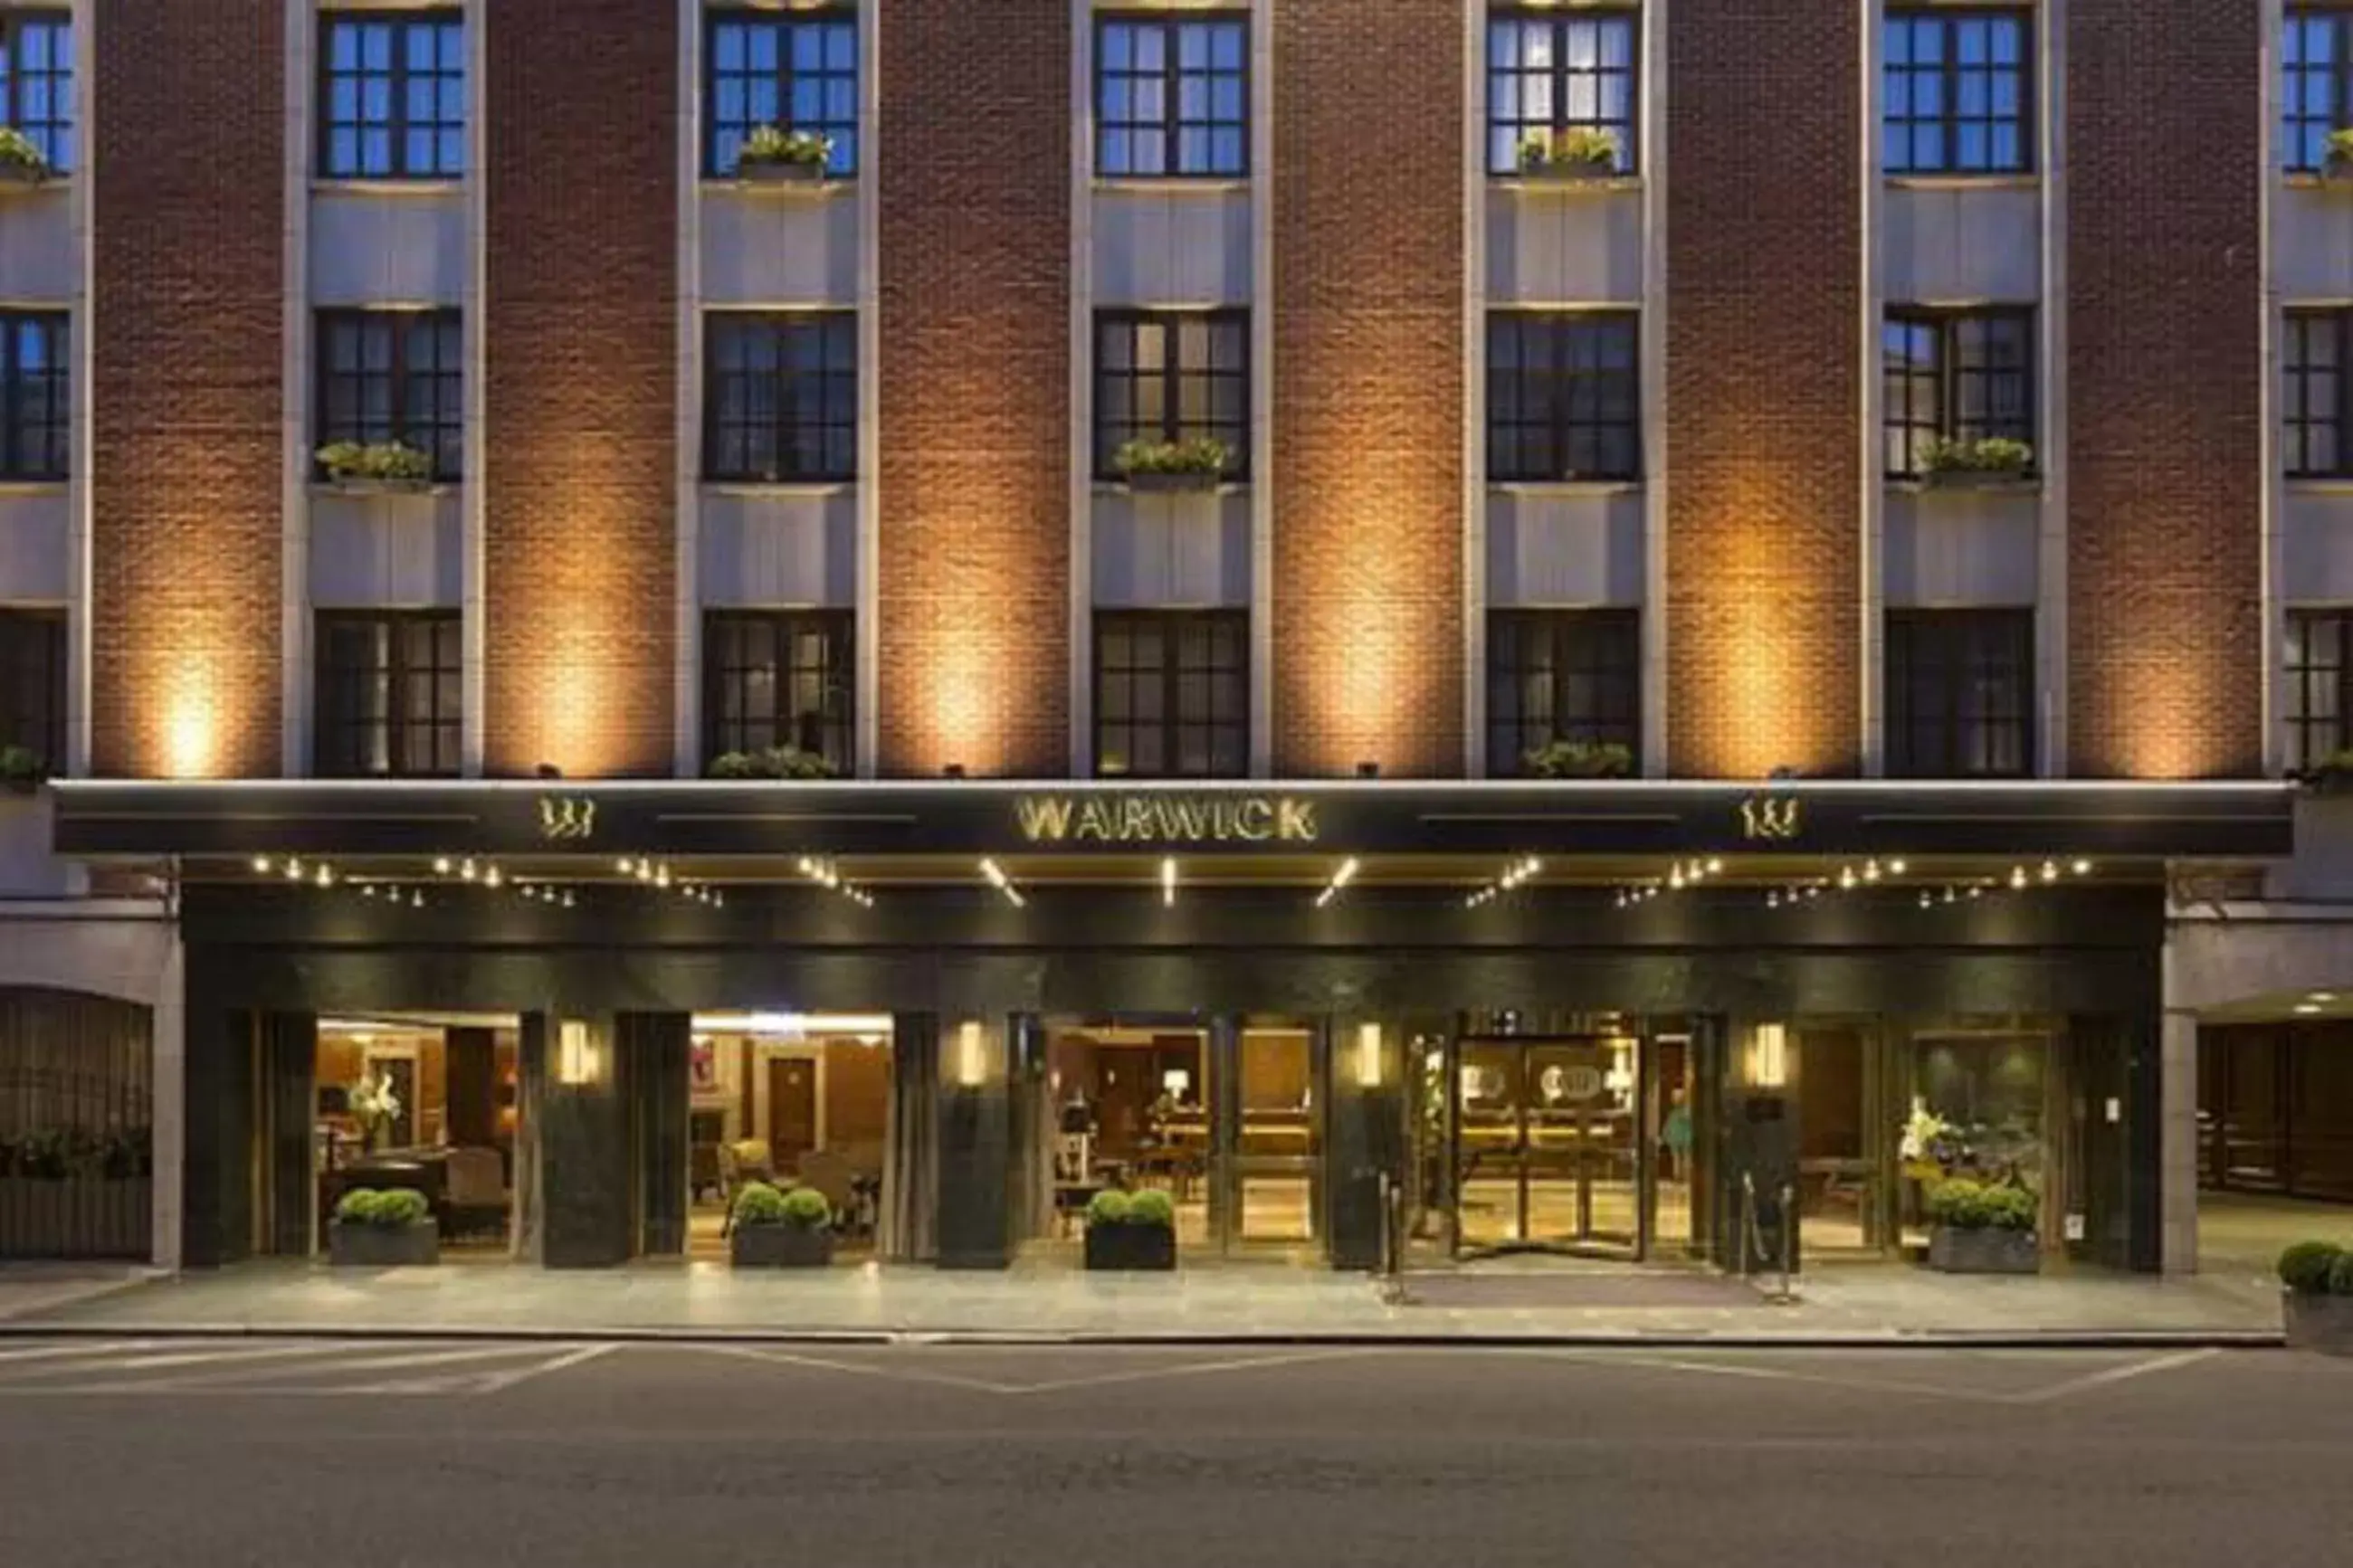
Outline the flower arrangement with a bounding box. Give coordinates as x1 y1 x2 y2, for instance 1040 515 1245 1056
1113 435 1233 489
1898 1098 1959 1181
0 127 50 183
348 1070 403 1153
737 125 833 177
2328 128 2353 171
1919 434 2034 482
1519 125 1618 176
316 441 433 487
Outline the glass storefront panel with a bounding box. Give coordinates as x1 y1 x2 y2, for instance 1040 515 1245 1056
1897 1029 2050 1250
1234 1025 1318 1245
1451 1029 1642 1257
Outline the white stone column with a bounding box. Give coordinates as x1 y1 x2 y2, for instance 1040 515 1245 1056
2160 933 2200 1276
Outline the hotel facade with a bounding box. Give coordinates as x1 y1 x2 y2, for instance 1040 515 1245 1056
0 0 2344 1278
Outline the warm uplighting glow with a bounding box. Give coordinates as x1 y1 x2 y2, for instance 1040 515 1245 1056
1160 857 1176 908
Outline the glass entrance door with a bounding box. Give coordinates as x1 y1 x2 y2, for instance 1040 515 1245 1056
1211 1022 1322 1255
1453 1034 1642 1257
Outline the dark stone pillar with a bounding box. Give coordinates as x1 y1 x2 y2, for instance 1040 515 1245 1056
181 1003 254 1269
445 1027 499 1148
260 1013 316 1257
1325 1016 1407 1273
936 1017 1010 1269
531 1012 630 1269
621 1012 689 1258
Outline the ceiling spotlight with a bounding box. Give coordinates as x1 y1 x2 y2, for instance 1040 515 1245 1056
251 855 272 874
2009 866 2028 889
460 858 478 881
410 890 425 909
433 856 452 875
1766 890 1780 909
2311 992 2337 1003
1863 860 1882 882
614 857 634 875
635 860 655 881
2040 860 2059 883
562 890 576 909
2296 1002 2322 1015
483 865 503 889
315 865 334 889
1838 866 1857 890
2071 858 2092 876
1889 859 1908 876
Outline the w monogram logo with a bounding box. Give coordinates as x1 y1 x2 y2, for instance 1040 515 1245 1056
1738 795 1801 841
537 796 597 841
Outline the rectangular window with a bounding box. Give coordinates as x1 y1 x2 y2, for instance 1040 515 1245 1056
1881 309 2034 479
1096 14 1248 178
315 612 462 778
2287 9 2352 174
1883 10 2031 175
1094 610 1248 779
315 309 463 480
1487 311 1641 481
2287 309 2350 478
0 608 62 768
319 11 463 179
0 13 71 173
707 8 858 177
1094 309 1249 480
1487 8 1638 176
1486 610 1639 774
1885 610 2034 778
0 312 66 480
2288 610 2353 771
702 611 853 773
703 313 857 483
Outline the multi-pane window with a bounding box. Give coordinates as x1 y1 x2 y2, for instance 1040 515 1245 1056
2286 310 2352 478
2286 9 2353 174
0 14 71 173
704 313 856 483
1096 14 1248 178
1094 310 1248 479
2287 610 2353 770
703 611 853 773
1488 312 1640 481
1882 10 2030 175
315 310 463 480
1487 9 1637 175
315 613 462 778
1094 611 1247 779
319 12 463 179
707 9 858 177
0 609 62 767
1881 309 2034 478
1487 610 1639 775
1884 610 2034 778
0 313 66 481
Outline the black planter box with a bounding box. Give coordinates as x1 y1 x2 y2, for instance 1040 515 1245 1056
738 159 825 185
329 1220 440 1267
1923 468 2033 490
1084 1223 1176 1271
730 1223 834 1268
1927 1226 2039 1275
1125 470 1222 495
1524 158 1617 182
2285 1291 2353 1354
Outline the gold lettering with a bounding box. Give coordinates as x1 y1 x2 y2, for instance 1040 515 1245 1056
1236 800 1274 841
1015 797 1075 842
1173 798 1215 840
1009 794 1323 846
1277 799 1318 841
1739 796 1802 841
1076 798 1116 841
537 797 596 841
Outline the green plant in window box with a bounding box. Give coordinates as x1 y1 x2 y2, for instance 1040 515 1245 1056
736 124 834 185
1918 434 2034 488
2325 128 2353 180
1518 126 1619 180
1522 739 1633 780
0 745 46 794
2297 747 2353 795
316 441 434 491
1113 435 1233 493
0 128 51 187
707 745 837 781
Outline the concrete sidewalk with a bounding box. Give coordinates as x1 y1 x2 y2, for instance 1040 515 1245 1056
0 1254 2289 1346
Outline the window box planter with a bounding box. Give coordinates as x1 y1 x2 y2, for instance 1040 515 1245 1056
1920 467 2033 491
1125 469 1224 496
1919 436 2034 489
730 1222 834 1268
1926 1225 2039 1275
2299 754 2353 795
2285 1290 2353 1354
321 477 438 499
316 442 435 495
1084 1222 1176 1271
1521 157 1618 183
0 130 52 193
0 163 48 193
737 158 827 186
329 1218 440 1268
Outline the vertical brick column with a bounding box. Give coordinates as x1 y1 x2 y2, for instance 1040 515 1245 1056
2065 2 2262 778
875 0 1071 778
90 0 285 778
481 0 678 778
1663 0 1862 779
1271 0 1465 778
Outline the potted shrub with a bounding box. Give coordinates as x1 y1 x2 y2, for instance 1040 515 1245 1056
1919 435 2034 488
317 441 434 493
2278 1240 2353 1353
329 1186 440 1267
1082 1187 1177 1271
707 745 838 781
1523 739 1633 779
736 124 833 185
1518 126 1619 180
2325 129 2353 183
1113 435 1232 494
1923 1178 2040 1274
0 127 51 188
0 745 44 794
729 1180 835 1267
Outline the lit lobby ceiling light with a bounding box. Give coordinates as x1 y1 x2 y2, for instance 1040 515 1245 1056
1313 856 1360 909
1161 857 1176 908
980 857 1025 908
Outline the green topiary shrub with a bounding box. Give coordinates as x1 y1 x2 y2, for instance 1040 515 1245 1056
334 1187 382 1225
1112 435 1232 477
1127 1189 1176 1230
1927 1179 2037 1232
732 1180 788 1227
2329 1250 2353 1297
1086 1189 1134 1228
2281 1240 2347 1295
335 1186 429 1227
780 1185 832 1230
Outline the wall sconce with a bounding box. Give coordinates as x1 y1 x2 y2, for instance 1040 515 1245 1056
951 1020 1002 1088
1746 1022 1789 1090
1354 1022 1386 1089
557 1019 602 1086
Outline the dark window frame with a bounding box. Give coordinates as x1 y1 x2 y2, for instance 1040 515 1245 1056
313 610 463 779
701 609 855 774
1092 308 1250 481
1092 609 1249 780
1486 310 1642 482
702 311 858 484
0 310 67 481
1094 11 1251 179
1884 608 2035 779
2286 7 2353 175
1881 307 2035 480
705 6 860 178
2288 608 2353 772
1485 6 1640 176
314 308 463 482
0 12 71 174
2286 309 2352 479
1881 7 2034 176
1485 609 1641 775
0 607 62 768
317 9 464 180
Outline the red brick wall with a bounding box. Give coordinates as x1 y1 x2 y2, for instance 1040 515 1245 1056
876 1 1070 778
2065 1 2262 778
482 0 678 778
1272 0 1464 778
1664 0 1861 779
90 0 285 778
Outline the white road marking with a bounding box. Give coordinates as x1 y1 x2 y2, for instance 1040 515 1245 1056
321 1343 586 1373
472 1342 617 1393
2005 1348 2223 1405
1005 1348 1379 1396
0 1342 361 1383
691 1342 1028 1393
0 1339 168 1364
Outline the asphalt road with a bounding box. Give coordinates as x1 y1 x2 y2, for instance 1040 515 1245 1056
1 1337 2348 1568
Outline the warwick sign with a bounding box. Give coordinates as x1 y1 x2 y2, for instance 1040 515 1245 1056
1015 794 1319 846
